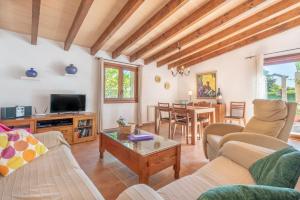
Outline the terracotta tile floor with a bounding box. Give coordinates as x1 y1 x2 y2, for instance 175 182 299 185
71 123 300 200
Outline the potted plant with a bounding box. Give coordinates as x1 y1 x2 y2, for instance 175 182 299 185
116 117 136 134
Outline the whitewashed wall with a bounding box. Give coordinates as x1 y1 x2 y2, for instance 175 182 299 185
1 26 299 127
0 29 178 129
176 27 300 119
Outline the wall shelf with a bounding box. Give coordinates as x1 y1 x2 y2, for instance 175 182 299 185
64 74 77 77
21 76 40 81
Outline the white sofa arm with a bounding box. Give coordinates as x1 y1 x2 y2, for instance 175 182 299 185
219 132 289 150
117 184 164 200
219 141 287 169
34 131 70 149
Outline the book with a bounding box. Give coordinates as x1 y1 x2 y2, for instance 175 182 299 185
128 134 154 141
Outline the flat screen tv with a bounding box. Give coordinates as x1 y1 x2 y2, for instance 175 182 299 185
50 94 86 113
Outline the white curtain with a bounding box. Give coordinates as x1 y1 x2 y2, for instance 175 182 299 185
256 54 266 99
97 58 105 132
137 65 143 126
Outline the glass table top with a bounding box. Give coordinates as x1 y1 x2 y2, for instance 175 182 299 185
102 129 179 156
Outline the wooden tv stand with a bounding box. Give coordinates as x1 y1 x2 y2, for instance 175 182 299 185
0 113 97 145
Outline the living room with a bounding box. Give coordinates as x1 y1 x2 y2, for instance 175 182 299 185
1 0 300 199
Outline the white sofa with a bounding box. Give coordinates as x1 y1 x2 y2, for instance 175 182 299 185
0 131 105 200
117 141 300 200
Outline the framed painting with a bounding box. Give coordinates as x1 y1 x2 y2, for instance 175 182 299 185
196 71 217 98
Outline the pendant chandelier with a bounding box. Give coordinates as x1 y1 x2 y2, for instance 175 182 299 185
171 43 190 77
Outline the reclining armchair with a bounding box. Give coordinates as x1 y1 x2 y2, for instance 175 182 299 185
203 99 297 160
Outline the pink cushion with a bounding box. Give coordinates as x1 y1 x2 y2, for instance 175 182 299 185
0 124 12 132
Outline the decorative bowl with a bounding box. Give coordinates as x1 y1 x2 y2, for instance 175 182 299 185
119 123 136 134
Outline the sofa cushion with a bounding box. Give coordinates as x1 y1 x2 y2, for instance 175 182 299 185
194 156 255 186
0 124 11 132
219 141 274 169
250 146 300 188
207 134 222 150
253 99 287 121
0 130 48 176
117 184 164 200
243 117 285 137
198 185 300 200
157 175 215 200
157 156 255 200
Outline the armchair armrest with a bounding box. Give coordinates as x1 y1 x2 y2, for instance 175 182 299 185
34 131 70 149
202 123 244 158
219 132 289 151
117 184 164 200
204 123 244 137
219 141 276 169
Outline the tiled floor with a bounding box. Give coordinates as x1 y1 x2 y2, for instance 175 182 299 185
71 123 300 200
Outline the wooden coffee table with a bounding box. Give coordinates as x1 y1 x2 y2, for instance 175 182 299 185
99 129 181 184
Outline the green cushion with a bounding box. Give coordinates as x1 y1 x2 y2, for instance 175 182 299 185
249 146 300 188
197 185 300 200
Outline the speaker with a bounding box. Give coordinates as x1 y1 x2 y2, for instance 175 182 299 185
1 106 32 119
24 106 32 117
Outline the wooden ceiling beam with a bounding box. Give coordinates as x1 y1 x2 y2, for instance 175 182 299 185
144 0 266 65
111 0 188 59
129 0 226 62
64 0 94 51
162 0 300 67
31 0 41 45
181 17 300 68
168 7 300 69
90 0 144 55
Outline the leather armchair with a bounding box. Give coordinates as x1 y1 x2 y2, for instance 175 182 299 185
203 99 297 160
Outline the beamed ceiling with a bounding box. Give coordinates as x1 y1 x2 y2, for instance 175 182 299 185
0 0 300 69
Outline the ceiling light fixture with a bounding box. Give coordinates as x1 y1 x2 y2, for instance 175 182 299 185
171 43 190 77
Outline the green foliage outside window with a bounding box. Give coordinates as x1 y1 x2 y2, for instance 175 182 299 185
264 62 300 102
105 68 119 98
104 66 136 101
123 70 135 98
296 62 300 72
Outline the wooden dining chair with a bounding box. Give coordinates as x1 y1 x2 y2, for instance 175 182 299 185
194 101 212 139
172 103 190 143
187 102 194 106
224 101 246 125
158 102 174 138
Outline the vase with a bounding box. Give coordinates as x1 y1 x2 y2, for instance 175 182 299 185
65 64 78 74
25 68 38 78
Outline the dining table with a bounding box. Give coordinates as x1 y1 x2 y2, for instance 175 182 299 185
154 105 216 145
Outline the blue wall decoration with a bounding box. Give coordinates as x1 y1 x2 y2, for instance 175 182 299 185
65 64 78 74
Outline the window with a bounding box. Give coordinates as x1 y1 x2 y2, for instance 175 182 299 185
263 53 300 138
104 62 138 103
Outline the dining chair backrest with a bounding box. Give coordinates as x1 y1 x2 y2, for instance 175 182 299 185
158 102 170 109
158 102 171 120
187 102 194 106
195 101 212 107
172 103 189 122
230 101 246 118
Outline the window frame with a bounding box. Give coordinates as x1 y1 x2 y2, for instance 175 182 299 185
264 53 300 65
104 62 138 104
